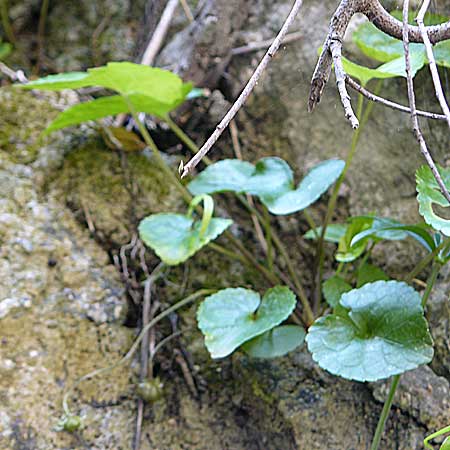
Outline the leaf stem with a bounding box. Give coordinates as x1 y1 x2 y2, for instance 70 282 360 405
369 374 401 450
262 206 274 271
62 289 214 418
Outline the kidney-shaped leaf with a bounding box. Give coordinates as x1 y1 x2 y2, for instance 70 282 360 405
189 158 344 215
416 165 450 236
306 280 433 382
138 213 232 265
242 325 305 359
197 286 296 358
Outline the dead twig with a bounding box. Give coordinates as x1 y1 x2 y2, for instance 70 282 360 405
180 0 304 178
345 76 447 121
0 62 28 83
231 31 303 56
179 0 194 22
416 0 450 129
141 0 179 66
402 0 450 204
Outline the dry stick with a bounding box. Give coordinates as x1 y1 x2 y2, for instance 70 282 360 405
416 0 450 129
141 0 180 65
402 1 450 205
330 40 359 129
180 0 304 178
231 31 303 56
179 0 194 22
345 76 447 121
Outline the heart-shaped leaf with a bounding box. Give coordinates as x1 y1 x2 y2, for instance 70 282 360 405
139 197 232 266
416 165 450 236
241 325 305 359
197 286 296 358
356 262 389 288
188 158 344 215
306 280 434 382
304 223 348 243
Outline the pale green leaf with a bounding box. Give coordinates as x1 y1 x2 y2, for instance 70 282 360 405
304 224 348 243
306 280 434 382
416 165 450 236
197 286 296 358
242 325 305 359
138 213 232 265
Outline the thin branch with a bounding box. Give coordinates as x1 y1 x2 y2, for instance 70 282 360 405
141 0 179 66
330 39 359 129
179 0 194 22
0 62 28 83
416 0 450 129
402 0 450 204
345 76 447 121
180 0 304 178
231 31 303 56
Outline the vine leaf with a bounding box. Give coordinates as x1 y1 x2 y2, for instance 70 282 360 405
188 158 345 215
242 325 305 359
20 62 193 132
197 286 296 358
139 213 231 265
416 165 450 236
306 280 434 382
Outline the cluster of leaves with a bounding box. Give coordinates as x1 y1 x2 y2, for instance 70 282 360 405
344 11 450 85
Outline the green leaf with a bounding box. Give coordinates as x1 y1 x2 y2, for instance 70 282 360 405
336 216 373 262
356 262 389 288
434 41 450 68
188 158 345 215
342 56 403 86
138 213 232 265
441 436 450 450
351 217 435 252
416 165 450 236
322 275 352 308
304 224 348 243
306 280 434 382
241 325 305 359
352 22 425 63
21 62 193 119
197 286 296 358
376 51 426 78
260 159 345 215
188 157 294 198
0 41 12 60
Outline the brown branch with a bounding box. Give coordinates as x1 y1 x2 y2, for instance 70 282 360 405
231 31 303 56
402 0 450 205
416 0 450 129
345 76 447 121
309 0 450 115
180 0 304 178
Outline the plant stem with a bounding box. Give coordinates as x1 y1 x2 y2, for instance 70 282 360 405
35 0 49 74
62 289 214 417
262 206 274 271
370 261 442 450
0 0 16 45
303 210 318 238
369 374 401 450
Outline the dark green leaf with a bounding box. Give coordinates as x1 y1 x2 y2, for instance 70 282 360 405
322 275 352 308
197 286 296 358
242 325 305 359
306 280 434 382
356 262 389 288
304 224 348 243
138 213 232 265
416 165 450 236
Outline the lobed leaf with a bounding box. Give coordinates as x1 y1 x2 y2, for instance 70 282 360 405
416 165 450 236
242 325 305 359
306 280 434 382
197 286 296 358
138 213 232 265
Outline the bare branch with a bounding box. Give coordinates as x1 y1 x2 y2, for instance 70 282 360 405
345 76 447 121
402 0 450 204
330 39 359 129
416 0 450 129
231 31 303 56
180 0 304 178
